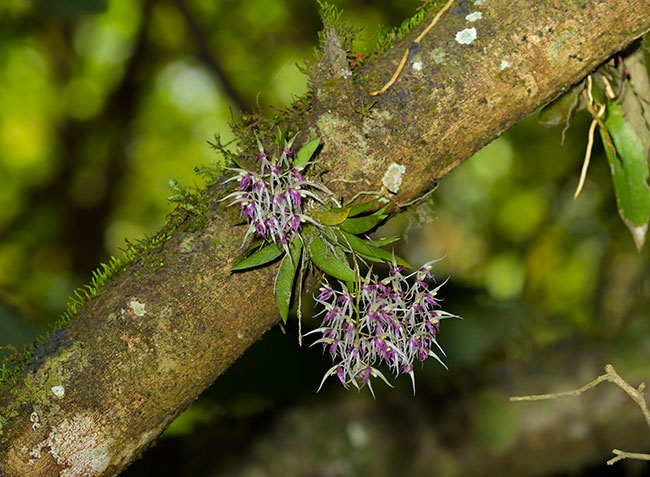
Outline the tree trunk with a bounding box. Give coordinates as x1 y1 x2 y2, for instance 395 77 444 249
1 1 649 475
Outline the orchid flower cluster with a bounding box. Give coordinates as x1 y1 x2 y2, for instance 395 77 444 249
222 132 458 396
309 260 454 395
222 136 328 250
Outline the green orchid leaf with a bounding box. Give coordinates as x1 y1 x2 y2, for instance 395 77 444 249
275 239 303 324
231 238 263 264
372 236 401 246
328 197 382 218
348 197 382 217
340 214 388 234
341 231 411 268
232 242 284 271
339 204 389 234
308 236 356 281
294 138 320 168
600 101 650 250
313 207 350 226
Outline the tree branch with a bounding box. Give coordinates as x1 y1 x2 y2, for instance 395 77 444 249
1 1 649 475
512 364 650 466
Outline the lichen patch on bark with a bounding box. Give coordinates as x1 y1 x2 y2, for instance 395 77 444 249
382 163 406 194
128 300 147 317
28 411 111 476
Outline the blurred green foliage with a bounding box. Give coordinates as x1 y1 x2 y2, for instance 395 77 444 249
0 0 428 326
1 0 649 475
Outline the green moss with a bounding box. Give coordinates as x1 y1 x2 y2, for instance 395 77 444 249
368 1 450 61
0 227 175 396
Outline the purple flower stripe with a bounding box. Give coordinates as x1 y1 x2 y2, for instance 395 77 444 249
319 288 334 301
313 263 452 394
291 169 306 181
288 188 302 207
240 173 253 190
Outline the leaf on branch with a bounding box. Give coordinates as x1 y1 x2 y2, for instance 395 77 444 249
312 207 350 226
340 231 410 267
600 101 650 250
232 242 283 271
294 138 321 168
347 197 382 217
275 239 303 323
308 236 356 281
339 204 389 234
372 236 401 246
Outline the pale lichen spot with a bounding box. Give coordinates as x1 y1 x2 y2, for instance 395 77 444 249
52 385 65 398
474 0 486 4
382 163 406 194
129 299 147 317
455 28 477 45
180 236 195 253
31 411 113 476
412 61 423 71
500 59 511 70
30 411 40 430
431 48 446 64
466 11 482 22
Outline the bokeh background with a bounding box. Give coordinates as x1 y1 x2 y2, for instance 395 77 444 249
1 0 649 475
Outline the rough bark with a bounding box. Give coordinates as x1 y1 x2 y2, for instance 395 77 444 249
1 1 649 475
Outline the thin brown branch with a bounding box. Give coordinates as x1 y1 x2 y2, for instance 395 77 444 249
608 449 650 465
511 364 650 466
369 0 454 96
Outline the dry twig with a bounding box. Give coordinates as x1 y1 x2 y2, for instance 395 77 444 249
369 0 455 96
511 364 650 466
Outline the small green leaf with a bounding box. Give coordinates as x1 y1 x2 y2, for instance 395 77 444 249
328 197 381 218
276 126 284 148
309 236 356 281
339 205 389 234
313 207 350 226
275 239 303 323
340 215 388 234
372 236 401 246
341 231 411 267
232 242 283 271
348 197 382 217
294 138 321 168
600 101 650 250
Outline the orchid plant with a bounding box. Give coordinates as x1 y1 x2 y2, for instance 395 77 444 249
222 131 458 394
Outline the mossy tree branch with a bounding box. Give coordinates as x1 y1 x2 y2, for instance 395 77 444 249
1 1 649 475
